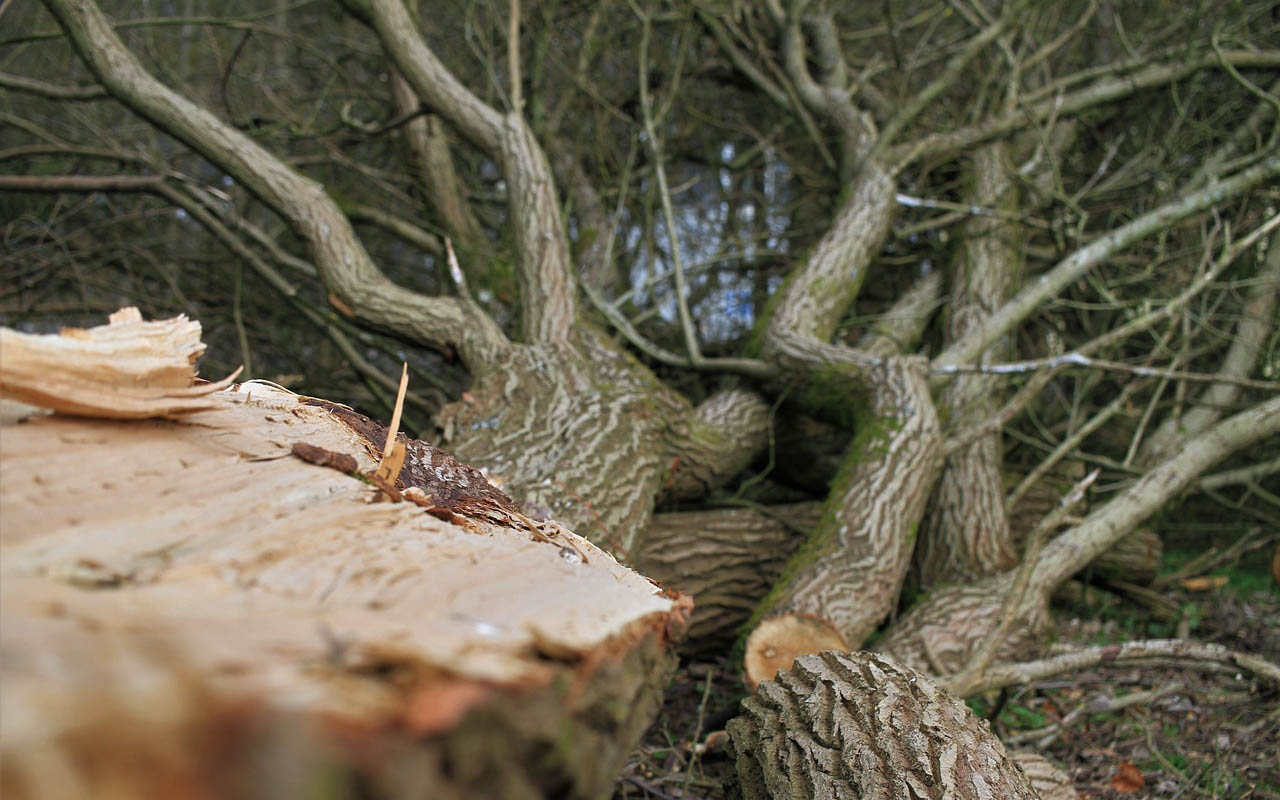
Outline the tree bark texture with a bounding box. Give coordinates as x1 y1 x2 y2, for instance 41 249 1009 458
877 575 1048 676
437 331 768 556
745 357 942 684
1009 753 1078 800
915 142 1021 587
726 651 1040 800
634 504 821 654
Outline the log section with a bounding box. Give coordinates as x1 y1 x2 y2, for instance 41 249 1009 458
1 327 686 800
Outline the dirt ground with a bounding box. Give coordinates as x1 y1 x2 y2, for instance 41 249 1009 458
615 543 1280 800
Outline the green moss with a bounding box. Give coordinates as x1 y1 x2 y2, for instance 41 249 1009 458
904 517 920 548
743 265 802 357
792 362 868 430
735 400 901 644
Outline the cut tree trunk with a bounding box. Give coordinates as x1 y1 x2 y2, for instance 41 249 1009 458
742 357 943 688
726 651 1041 800
0 313 687 800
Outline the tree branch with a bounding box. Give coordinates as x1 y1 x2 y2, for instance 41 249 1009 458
959 639 1280 696
894 50 1280 164
344 0 576 347
933 156 1280 375
41 0 509 370
1030 393 1280 593
0 71 107 100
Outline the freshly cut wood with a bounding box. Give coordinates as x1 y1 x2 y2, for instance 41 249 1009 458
742 616 847 691
726 651 1041 800
0 316 688 800
0 306 235 418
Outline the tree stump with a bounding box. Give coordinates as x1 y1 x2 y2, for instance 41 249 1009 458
0 312 688 800
726 651 1041 800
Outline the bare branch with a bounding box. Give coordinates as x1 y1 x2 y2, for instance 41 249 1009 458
1030 393 1280 593
872 6 1015 156
933 156 1280 375
895 50 1280 164
635 5 701 366
343 0 576 347
1139 227 1280 463
41 0 508 368
0 71 107 100
507 0 521 115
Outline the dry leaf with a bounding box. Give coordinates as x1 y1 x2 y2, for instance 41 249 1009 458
402 682 491 737
1110 762 1144 793
1180 575 1229 592
327 292 355 316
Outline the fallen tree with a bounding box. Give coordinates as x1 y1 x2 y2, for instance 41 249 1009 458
5 1 1280 776
0 311 689 800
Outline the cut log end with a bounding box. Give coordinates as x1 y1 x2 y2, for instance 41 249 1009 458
0 311 686 799
743 614 848 689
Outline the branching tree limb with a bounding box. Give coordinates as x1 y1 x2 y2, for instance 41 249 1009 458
40 0 509 369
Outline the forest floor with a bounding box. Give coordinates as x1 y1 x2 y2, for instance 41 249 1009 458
615 540 1280 800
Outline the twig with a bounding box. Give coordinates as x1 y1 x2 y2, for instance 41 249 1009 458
1004 681 1181 749
934 351 1280 391
507 0 521 114
633 3 701 365
1004 379 1145 511
1152 527 1270 589
962 639 1280 696
943 367 1059 455
579 279 775 379
946 470 1098 697
232 263 253 380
